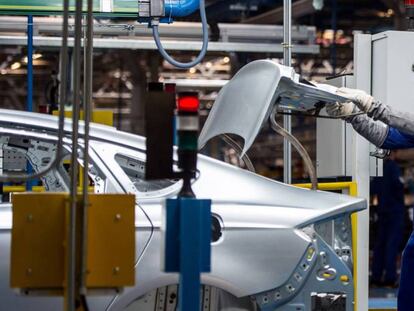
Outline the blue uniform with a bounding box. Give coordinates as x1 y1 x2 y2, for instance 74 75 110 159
371 160 405 284
380 127 414 311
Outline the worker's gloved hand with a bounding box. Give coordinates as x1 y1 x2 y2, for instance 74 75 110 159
326 102 357 119
336 87 374 113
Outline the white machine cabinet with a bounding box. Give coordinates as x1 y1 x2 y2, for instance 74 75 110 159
317 75 354 178
372 31 414 115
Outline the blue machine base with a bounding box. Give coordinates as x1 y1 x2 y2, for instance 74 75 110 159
163 197 212 311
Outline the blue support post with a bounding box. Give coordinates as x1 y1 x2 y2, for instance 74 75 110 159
163 198 211 311
27 15 33 113
26 15 34 191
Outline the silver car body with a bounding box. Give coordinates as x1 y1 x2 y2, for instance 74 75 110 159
0 109 365 311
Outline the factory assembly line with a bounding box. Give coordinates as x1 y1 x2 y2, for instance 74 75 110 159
0 60 365 311
1 0 414 310
0 105 364 310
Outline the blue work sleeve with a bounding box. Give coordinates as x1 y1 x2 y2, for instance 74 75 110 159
381 127 414 149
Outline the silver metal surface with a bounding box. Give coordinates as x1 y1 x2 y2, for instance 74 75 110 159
176 116 199 131
199 60 347 155
0 109 366 310
0 35 320 54
283 0 293 185
138 0 151 17
150 0 165 17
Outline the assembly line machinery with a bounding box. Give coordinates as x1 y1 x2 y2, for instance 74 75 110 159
5 0 414 310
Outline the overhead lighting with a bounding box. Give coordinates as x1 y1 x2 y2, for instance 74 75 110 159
377 9 394 18
11 62 21 70
205 62 212 69
223 56 230 64
189 67 196 74
0 69 7 75
22 53 43 64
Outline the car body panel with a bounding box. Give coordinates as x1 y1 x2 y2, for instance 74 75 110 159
0 110 366 310
198 60 348 155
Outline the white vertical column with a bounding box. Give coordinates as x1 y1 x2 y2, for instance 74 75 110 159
353 33 372 311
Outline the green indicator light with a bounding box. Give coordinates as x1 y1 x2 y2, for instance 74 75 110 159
178 132 198 150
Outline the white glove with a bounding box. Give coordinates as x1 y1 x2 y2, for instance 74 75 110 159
336 87 374 113
326 102 357 119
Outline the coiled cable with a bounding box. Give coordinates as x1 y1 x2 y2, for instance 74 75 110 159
151 0 209 69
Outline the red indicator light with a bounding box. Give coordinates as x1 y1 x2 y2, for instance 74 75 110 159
177 95 199 112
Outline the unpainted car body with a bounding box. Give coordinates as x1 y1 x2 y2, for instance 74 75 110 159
0 109 365 311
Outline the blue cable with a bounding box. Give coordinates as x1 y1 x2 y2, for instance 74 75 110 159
152 0 209 69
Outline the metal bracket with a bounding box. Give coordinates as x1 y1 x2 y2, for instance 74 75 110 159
138 0 165 18
370 148 390 159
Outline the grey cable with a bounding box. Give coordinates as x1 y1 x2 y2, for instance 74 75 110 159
270 106 318 190
221 134 256 173
151 0 208 69
80 0 93 295
67 0 83 308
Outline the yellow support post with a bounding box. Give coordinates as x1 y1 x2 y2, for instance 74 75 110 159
52 110 114 127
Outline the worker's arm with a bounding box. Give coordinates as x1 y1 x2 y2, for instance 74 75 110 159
327 103 414 149
347 114 414 149
366 101 414 136
326 103 389 147
348 114 389 147
337 87 414 136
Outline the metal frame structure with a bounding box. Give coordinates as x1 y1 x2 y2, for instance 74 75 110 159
0 17 319 54
0 35 319 54
0 17 317 42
